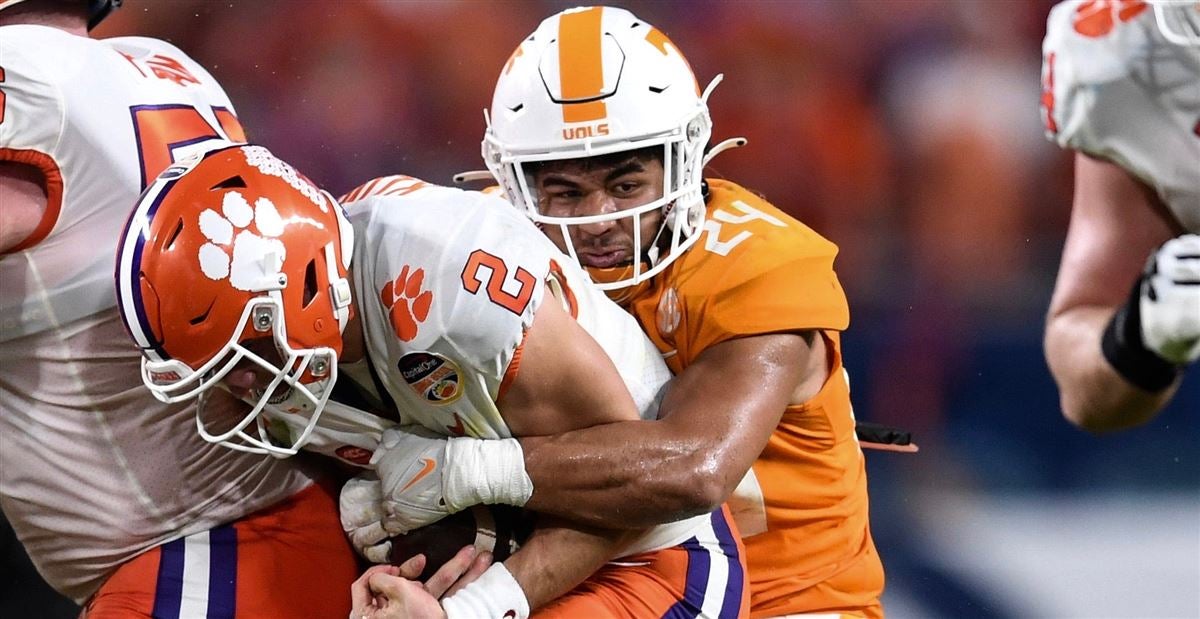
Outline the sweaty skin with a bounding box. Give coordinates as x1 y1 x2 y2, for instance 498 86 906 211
520 331 826 528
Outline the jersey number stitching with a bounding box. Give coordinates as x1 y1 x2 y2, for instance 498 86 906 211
702 199 786 256
129 104 246 189
461 249 536 316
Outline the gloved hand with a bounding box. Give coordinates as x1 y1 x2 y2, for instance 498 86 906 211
372 425 457 536
1139 234 1200 365
339 473 392 563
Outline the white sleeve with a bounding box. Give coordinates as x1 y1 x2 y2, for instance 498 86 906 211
0 41 65 159
1041 2 1200 215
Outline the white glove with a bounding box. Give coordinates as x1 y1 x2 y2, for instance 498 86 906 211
372 425 457 536
362 425 535 538
339 473 392 563
1140 234 1200 365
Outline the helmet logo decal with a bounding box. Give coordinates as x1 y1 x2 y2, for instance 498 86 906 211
644 27 676 55
1071 0 1147 37
504 44 525 75
397 351 463 405
562 123 609 140
381 265 433 342
197 190 286 291
557 6 608 124
644 27 700 95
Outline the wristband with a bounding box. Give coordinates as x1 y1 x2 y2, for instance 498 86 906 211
442 563 530 619
443 437 533 511
1101 281 1181 392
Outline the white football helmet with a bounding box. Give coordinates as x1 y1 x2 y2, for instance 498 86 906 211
483 6 722 292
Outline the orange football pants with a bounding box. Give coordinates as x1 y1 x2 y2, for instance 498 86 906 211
536 507 749 619
81 480 358 619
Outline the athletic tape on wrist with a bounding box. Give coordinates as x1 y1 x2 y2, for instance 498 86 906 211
444 437 534 511
1101 281 1181 392
442 563 530 619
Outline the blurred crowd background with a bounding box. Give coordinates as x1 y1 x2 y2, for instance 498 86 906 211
4 1 1197 617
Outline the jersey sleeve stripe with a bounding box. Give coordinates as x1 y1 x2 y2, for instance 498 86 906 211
0 148 64 254
375 176 406 196
339 176 431 204
547 260 579 319
496 335 526 403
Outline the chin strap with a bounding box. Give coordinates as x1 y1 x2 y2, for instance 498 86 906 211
325 241 352 332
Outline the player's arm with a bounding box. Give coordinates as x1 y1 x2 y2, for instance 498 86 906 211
353 519 624 619
420 293 646 615
0 161 47 253
517 329 818 528
488 289 642 606
367 309 826 531
1044 152 1182 432
495 282 642 435
498 517 628 610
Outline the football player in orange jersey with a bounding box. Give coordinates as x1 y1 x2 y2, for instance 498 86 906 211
364 6 886 618
1040 0 1200 433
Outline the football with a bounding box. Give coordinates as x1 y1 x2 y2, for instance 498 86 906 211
388 504 535 580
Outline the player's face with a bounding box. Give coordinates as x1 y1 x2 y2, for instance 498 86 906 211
532 154 665 269
221 337 292 403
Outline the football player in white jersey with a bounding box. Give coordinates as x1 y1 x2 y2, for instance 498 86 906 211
1041 0 1200 432
114 143 748 619
0 1 360 616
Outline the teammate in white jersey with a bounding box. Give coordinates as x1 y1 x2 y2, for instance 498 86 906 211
114 143 748 619
0 2 358 616
1041 0 1200 432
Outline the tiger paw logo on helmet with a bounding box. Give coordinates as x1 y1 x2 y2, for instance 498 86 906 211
197 190 286 290
381 265 433 342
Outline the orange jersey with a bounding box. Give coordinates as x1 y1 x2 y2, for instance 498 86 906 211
625 179 883 618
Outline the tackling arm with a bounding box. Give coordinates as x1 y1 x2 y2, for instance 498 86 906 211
462 289 648 609
501 518 631 609
1044 153 1182 432
518 331 815 528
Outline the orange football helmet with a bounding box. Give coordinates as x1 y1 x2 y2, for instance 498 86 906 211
115 143 354 456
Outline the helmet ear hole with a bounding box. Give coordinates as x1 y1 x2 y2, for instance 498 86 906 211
137 274 165 348
188 299 215 326
209 176 247 190
164 219 185 249
301 259 318 308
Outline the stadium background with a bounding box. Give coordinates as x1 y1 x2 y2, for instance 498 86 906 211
2 1 1196 617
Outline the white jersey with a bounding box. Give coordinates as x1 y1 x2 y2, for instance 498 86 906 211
1041 1 1200 229
341 177 696 556
0 26 316 602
